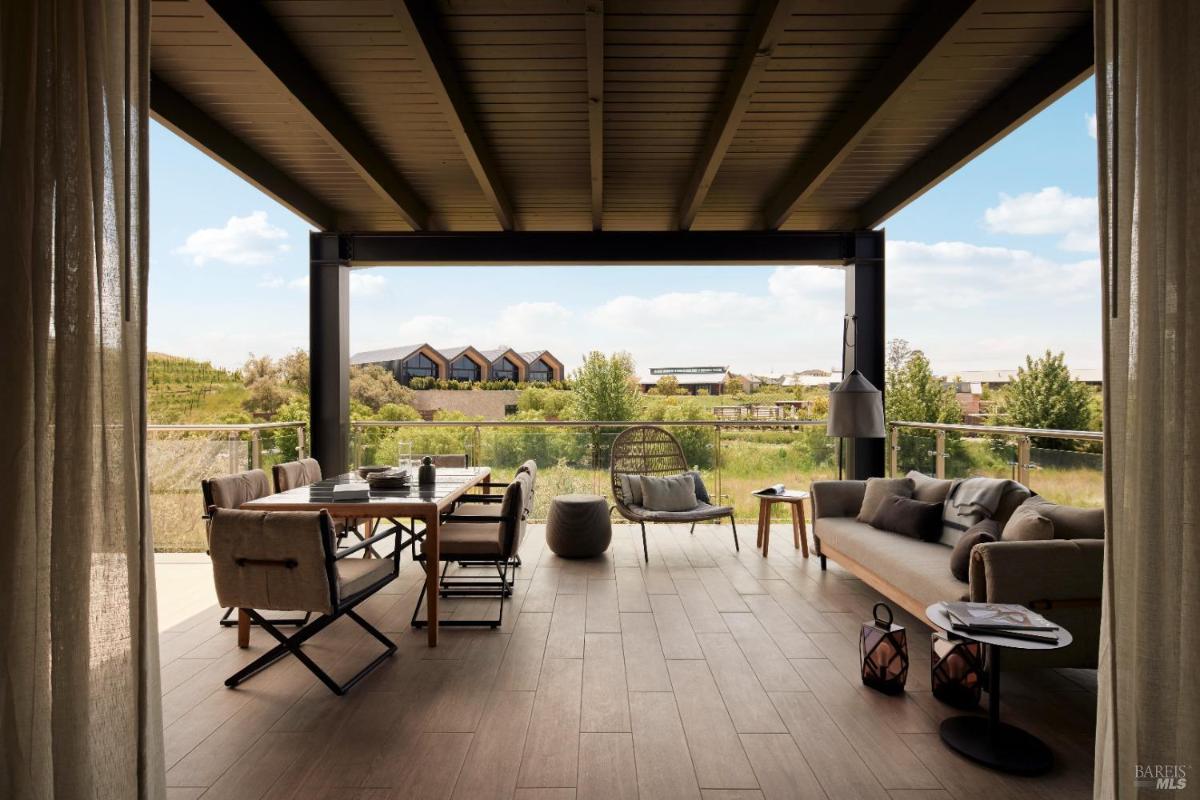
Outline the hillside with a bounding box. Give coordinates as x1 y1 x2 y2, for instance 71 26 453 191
147 353 247 423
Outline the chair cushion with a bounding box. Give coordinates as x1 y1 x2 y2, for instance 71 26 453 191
856 477 914 523
949 521 1000 582
868 495 943 541
1022 496 1105 539
641 473 699 512
625 501 733 522
335 557 394 600
815 517 968 604
422 521 504 558
273 458 323 492
207 469 272 510
1001 503 1055 541
907 470 953 503
619 473 644 506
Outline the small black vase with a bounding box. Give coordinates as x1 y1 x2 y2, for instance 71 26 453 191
418 456 436 486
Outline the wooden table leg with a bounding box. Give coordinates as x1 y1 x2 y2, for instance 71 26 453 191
761 500 771 558
237 609 250 648
793 501 810 558
756 499 766 548
425 511 439 646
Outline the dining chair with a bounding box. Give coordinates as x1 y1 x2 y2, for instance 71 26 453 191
209 507 399 695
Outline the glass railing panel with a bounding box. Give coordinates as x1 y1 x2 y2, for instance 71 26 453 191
147 430 247 552
894 430 936 475
479 424 604 520
1028 445 1104 508
719 423 833 522
945 435 1018 481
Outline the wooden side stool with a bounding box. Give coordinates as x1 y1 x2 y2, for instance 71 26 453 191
753 490 810 558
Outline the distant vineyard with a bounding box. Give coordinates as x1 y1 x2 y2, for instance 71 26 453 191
148 353 246 422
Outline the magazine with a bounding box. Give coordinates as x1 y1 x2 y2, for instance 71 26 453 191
942 602 1059 631
755 484 786 496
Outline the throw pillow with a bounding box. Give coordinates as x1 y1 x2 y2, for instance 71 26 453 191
1022 496 1105 539
949 520 1000 582
619 473 643 506
868 495 943 541
640 473 699 512
856 477 915 523
1001 502 1055 541
907 470 953 503
686 470 712 504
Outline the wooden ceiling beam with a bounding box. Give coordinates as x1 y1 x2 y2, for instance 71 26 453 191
150 74 338 231
585 1 604 231
857 26 1094 229
763 0 980 230
206 0 429 230
390 0 516 231
677 0 793 231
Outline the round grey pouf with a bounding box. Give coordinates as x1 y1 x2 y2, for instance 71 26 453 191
546 494 612 558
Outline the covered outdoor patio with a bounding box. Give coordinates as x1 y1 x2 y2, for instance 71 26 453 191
156 522 1098 799
6 0 1198 798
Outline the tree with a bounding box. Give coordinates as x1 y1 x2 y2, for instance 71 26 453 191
996 350 1094 448
650 375 684 396
241 353 277 385
349 364 414 412
570 351 641 421
885 346 962 425
278 349 309 393
242 375 291 418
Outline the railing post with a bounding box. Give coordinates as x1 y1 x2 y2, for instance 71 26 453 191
889 425 899 477
934 429 946 479
1017 436 1032 487
296 425 306 459
250 429 262 470
592 424 601 494
227 431 240 473
714 424 723 503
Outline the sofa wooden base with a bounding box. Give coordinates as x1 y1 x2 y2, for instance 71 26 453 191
815 539 937 627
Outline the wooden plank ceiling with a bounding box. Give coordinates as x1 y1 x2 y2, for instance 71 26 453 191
150 0 1093 233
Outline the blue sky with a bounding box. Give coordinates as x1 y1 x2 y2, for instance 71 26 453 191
149 80 1100 377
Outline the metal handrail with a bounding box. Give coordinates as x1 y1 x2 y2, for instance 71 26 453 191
147 422 304 432
352 419 825 429
888 420 1103 442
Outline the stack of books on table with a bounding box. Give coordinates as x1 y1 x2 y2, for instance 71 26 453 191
940 602 1061 644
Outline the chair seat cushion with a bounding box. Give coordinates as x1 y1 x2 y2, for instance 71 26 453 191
421 521 504 558
624 501 733 522
335 557 394 600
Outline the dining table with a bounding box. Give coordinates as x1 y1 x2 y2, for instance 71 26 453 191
239 466 492 646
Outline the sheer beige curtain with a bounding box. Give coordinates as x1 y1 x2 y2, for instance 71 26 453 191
1093 1 1200 797
0 1 165 798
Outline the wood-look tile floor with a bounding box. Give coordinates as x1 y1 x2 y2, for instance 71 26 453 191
157 524 1097 800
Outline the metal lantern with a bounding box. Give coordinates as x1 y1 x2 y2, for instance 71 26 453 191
931 633 984 709
860 602 908 694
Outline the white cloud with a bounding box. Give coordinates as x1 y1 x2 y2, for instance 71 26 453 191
175 211 290 266
257 274 285 289
983 187 1098 252
1086 112 1097 140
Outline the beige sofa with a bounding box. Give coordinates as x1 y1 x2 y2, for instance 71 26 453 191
810 477 1104 669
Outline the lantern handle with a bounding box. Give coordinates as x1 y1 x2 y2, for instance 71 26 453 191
872 602 893 629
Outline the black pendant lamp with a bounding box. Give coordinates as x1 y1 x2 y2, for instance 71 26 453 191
828 315 885 478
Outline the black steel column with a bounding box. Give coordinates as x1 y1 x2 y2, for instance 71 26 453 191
310 233 350 475
844 230 886 479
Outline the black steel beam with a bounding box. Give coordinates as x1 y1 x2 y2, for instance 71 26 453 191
207 0 430 230
857 25 1094 229
150 74 337 231
310 234 351 476
339 230 861 266
585 1 605 231
844 230 886 479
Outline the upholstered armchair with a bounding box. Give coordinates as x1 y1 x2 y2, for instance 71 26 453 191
208 507 399 695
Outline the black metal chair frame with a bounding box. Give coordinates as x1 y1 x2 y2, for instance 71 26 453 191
410 484 526 630
223 520 403 696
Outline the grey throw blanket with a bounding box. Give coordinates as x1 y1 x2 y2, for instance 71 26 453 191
948 476 1013 518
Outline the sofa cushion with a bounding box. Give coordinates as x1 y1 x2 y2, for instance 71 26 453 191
949 520 999 582
1023 496 1105 539
619 474 644 506
907 470 953 503
994 483 1034 526
868 495 943 542
815 517 968 604
641 473 699 512
1002 503 1055 541
856 477 914 523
